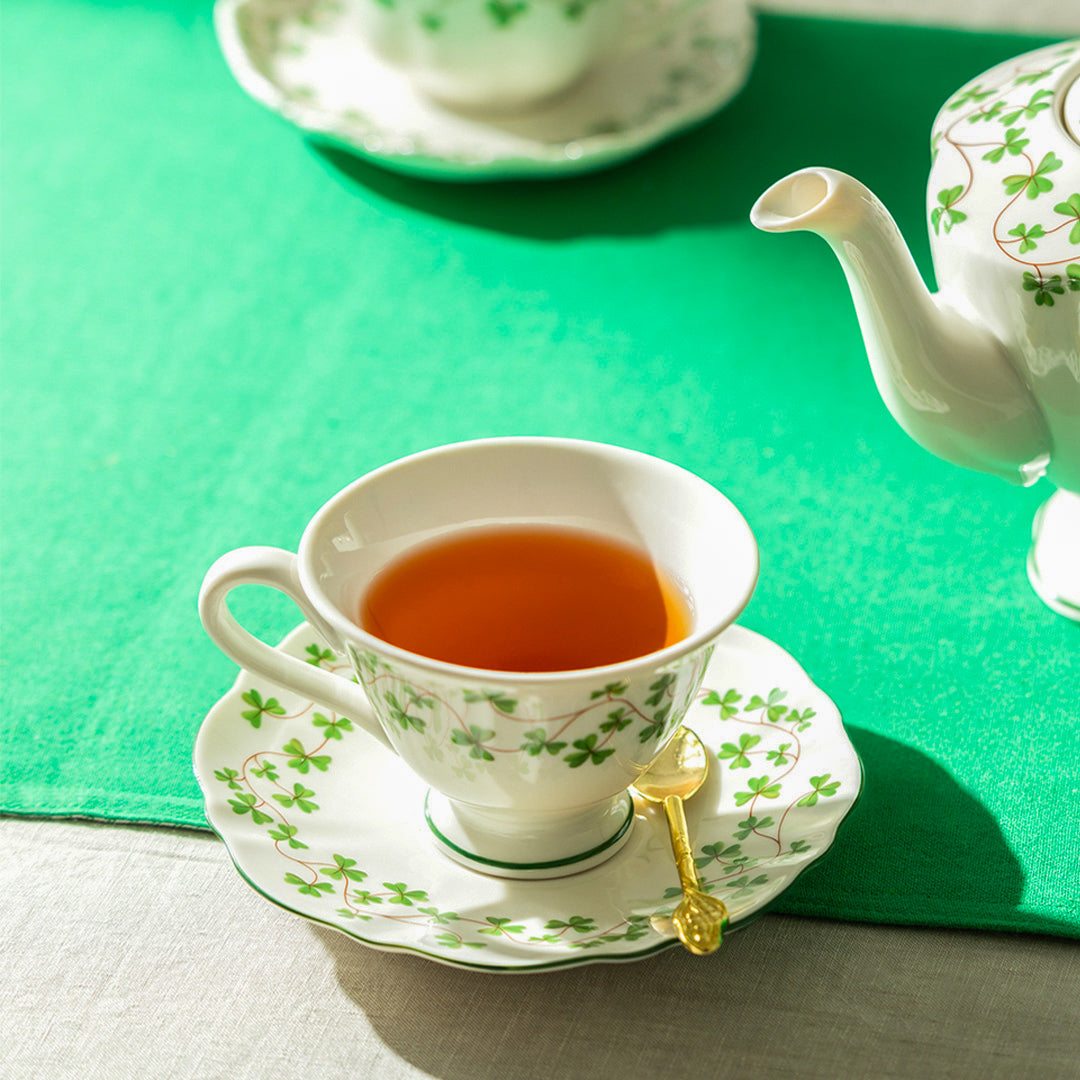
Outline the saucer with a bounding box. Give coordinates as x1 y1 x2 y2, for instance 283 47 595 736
213 0 756 180
194 622 861 972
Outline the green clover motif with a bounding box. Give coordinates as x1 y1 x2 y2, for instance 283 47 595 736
545 915 598 933
312 712 354 740
645 674 675 707
1023 271 1066 306
565 733 615 768
464 689 517 713
796 773 841 806
599 707 632 733
717 732 761 769
695 842 742 869
724 874 769 899
766 741 793 765
590 681 629 700
946 83 994 110
385 691 427 733
417 906 461 925
384 882 429 906
981 126 1028 163
229 791 273 824
267 823 307 850
284 872 333 898
1053 194 1080 244
702 688 742 718
322 855 367 882
350 890 383 906
733 814 773 839
1000 88 1053 125
240 689 285 728
1013 64 1061 86
931 185 967 235
734 775 782 807
967 99 1004 123
747 688 788 722
215 767 243 791
1004 152 1062 199
1007 222 1045 253
520 729 567 756
273 783 319 813
434 932 487 950
283 738 331 774
250 759 279 781
479 916 525 935
304 643 335 666
451 724 496 761
486 0 528 25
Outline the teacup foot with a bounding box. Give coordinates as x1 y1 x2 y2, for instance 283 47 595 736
1027 490 1080 621
424 790 634 880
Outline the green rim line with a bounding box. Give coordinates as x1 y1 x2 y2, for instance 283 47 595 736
423 793 635 871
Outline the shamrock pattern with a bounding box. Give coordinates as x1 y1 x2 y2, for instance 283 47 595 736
199 625 860 969
931 40 1080 307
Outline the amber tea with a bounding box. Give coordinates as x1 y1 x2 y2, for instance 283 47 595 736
359 525 691 672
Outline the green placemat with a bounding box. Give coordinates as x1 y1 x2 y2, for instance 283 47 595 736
2 1 1077 937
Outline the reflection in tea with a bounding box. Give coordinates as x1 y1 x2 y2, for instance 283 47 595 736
359 525 691 672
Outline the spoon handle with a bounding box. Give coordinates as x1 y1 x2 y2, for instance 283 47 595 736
662 793 699 892
663 794 727 955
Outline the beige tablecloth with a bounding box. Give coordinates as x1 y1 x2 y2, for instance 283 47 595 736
7 3 1080 1077
6 818 1078 1080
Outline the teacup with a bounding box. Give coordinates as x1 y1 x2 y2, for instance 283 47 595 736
357 0 705 112
199 437 758 878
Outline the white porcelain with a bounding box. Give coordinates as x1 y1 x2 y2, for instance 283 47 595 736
751 39 1080 618
194 620 861 971
213 0 756 179
354 0 711 112
199 437 758 879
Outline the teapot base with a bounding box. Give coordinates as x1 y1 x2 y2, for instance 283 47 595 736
1027 490 1080 622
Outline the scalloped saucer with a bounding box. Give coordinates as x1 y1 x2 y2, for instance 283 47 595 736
213 0 756 180
194 622 861 972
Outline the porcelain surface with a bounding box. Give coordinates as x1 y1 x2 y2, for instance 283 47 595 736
751 38 1080 618
198 438 759 877
214 0 756 179
194 621 862 972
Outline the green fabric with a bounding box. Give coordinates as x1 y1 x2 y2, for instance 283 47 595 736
3 1 1077 938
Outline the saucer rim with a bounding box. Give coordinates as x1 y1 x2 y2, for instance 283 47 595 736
194 621 863 973
212 0 758 181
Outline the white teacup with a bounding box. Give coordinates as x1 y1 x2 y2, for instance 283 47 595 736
357 0 704 111
199 438 757 878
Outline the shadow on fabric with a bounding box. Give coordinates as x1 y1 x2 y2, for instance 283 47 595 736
768 726 1073 936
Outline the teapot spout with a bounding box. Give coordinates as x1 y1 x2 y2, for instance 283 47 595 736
750 168 1051 485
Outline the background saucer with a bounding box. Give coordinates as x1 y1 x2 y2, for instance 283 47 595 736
194 622 861 972
214 0 757 180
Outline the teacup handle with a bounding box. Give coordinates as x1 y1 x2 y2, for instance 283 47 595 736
199 546 393 752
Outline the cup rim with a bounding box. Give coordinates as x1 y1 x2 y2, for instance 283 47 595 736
296 436 758 684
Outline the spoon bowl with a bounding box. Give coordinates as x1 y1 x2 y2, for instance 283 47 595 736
633 727 728 955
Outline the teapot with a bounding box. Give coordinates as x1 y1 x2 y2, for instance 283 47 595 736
751 38 1080 619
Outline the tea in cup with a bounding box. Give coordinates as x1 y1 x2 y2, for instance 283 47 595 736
199 437 758 878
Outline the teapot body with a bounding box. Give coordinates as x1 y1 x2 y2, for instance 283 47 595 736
927 39 1080 492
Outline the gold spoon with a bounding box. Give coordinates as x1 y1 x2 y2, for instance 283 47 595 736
633 727 728 955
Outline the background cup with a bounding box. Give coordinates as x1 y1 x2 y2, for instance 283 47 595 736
199 437 758 878
356 0 707 112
